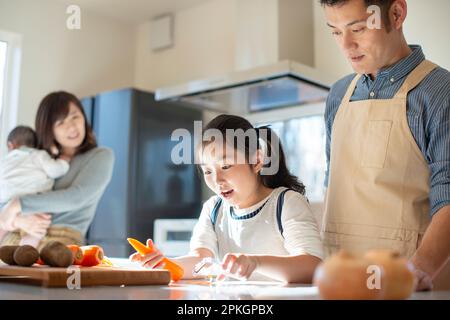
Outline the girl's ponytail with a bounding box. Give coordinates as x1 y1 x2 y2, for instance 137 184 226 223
256 126 306 195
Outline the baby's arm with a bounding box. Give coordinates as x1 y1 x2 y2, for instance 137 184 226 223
34 150 70 179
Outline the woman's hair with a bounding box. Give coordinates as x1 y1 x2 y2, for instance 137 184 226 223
35 91 97 157
200 114 306 195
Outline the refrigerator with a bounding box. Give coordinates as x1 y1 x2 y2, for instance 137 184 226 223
81 88 203 257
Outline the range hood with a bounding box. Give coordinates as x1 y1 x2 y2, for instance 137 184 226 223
155 0 332 114
155 60 331 114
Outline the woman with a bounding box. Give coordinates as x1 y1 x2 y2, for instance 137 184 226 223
0 91 114 249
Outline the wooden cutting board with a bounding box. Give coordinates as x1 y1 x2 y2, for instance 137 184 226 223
0 265 171 287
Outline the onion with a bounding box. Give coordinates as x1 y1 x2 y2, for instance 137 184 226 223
364 249 415 300
314 249 415 300
313 251 383 300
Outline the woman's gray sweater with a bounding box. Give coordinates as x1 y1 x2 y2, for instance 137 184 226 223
20 147 114 237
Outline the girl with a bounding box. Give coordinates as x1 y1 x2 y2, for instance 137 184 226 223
131 114 323 283
0 91 114 249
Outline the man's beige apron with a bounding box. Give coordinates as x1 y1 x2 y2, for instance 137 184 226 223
322 60 449 290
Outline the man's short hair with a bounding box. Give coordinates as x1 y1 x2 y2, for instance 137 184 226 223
320 0 395 31
7 126 37 148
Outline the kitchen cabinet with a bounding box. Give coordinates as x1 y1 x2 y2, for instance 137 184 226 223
81 88 203 257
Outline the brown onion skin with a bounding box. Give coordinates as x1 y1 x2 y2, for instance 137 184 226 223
364 249 415 300
314 250 416 300
313 251 383 300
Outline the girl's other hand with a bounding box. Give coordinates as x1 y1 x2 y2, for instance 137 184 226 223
218 253 258 281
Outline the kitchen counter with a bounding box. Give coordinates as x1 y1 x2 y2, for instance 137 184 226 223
0 259 449 300
0 279 449 300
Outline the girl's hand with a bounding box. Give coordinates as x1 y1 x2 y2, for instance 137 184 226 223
219 253 258 281
14 213 52 238
129 239 166 269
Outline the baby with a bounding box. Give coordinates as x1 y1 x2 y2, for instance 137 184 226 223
0 126 70 247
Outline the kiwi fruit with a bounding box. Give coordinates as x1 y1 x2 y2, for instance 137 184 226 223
40 241 73 267
0 245 20 265
13 245 39 267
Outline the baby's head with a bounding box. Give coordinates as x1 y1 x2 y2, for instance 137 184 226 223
7 126 37 151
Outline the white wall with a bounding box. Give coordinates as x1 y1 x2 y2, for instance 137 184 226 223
313 0 450 82
134 0 236 91
0 0 136 127
1 0 448 127
134 0 316 92
403 0 450 70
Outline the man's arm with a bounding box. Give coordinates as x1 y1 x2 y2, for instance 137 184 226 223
410 205 450 289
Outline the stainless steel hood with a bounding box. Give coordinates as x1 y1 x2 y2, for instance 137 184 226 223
155 0 333 114
155 60 331 114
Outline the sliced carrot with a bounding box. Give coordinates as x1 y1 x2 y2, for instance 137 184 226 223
67 245 84 265
80 245 104 267
127 238 184 281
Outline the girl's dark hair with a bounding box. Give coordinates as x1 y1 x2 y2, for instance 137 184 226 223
200 114 305 195
35 91 97 157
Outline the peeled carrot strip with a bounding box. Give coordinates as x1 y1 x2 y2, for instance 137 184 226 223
127 238 184 281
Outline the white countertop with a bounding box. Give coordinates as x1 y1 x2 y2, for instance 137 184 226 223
0 258 449 300
1 279 449 300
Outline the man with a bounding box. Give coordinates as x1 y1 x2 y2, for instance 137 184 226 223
320 0 449 291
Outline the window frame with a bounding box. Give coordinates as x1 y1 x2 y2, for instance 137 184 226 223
244 102 325 125
0 30 22 158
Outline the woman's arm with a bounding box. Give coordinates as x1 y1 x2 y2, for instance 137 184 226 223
19 148 114 215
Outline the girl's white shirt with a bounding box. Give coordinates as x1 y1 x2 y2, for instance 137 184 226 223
190 187 324 280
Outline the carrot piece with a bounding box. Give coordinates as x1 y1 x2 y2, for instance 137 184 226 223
80 245 104 267
35 258 45 265
67 245 84 265
127 238 184 281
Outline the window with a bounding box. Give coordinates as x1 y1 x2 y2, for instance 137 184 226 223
0 41 7 116
0 31 21 158
266 116 326 202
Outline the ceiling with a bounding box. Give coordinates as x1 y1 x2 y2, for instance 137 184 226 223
54 0 211 23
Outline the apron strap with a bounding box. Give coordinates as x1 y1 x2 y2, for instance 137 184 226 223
342 74 362 104
393 60 438 99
